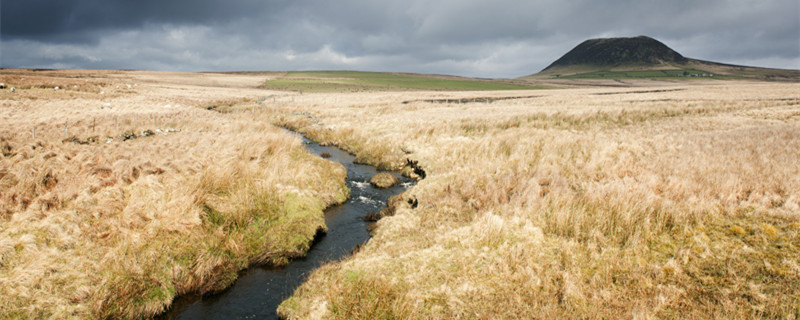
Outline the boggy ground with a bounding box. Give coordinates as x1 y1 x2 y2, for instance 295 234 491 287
265 82 800 319
0 70 348 318
2 69 798 319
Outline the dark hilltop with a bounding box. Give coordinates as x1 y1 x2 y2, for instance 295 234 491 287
529 36 800 81
542 36 687 71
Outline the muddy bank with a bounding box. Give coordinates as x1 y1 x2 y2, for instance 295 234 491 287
158 131 414 320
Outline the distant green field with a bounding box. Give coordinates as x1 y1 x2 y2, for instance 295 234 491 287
556 69 735 80
262 71 544 92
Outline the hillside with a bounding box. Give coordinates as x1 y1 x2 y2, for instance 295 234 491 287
529 36 800 81
543 36 688 70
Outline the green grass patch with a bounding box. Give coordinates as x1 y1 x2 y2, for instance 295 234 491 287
262 71 544 92
557 69 737 79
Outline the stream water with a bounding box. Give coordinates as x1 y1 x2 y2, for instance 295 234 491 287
160 132 412 319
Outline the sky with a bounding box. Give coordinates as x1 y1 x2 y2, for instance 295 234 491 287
2 0 799 78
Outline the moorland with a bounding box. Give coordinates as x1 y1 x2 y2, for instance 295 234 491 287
0 66 798 319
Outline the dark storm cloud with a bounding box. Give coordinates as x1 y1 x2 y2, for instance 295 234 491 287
2 0 279 42
2 0 798 77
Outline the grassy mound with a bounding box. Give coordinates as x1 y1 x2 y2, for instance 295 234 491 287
369 172 400 188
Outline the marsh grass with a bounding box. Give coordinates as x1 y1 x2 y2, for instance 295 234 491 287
272 82 800 319
0 70 347 318
3 69 798 319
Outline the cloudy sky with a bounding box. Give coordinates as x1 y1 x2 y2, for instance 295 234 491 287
2 0 798 78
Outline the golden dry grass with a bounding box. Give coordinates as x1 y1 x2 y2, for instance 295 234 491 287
268 82 800 319
2 69 799 319
0 70 346 318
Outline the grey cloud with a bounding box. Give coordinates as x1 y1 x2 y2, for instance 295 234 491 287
2 0 281 40
1 0 798 77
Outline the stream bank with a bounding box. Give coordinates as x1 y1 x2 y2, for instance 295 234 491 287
159 131 414 319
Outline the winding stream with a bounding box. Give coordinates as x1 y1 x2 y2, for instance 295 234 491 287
160 132 413 319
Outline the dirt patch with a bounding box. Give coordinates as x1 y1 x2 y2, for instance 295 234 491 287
62 136 100 145
402 95 541 105
364 194 406 222
1 142 15 157
592 88 686 95
402 158 426 180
